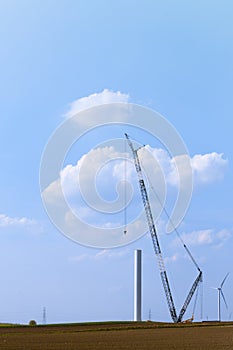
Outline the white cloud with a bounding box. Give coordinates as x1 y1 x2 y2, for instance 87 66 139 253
153 150 228 188
43 143 228 247
164 253 179 264
65 89 129 118
0 214 36 228
61 91 228 198
138 146 228 189
183 229 213 245
0 214 43 233
216 229 231 240
42 90 229 246
191 153 228 185
69 248 130 263
60 146 142 226
69 254 88 262
42 87 228 246
94 248 130 260
173 228 231 248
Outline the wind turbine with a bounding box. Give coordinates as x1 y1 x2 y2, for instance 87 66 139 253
212 273 229 322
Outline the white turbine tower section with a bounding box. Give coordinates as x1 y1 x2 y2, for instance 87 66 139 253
134 249 142 321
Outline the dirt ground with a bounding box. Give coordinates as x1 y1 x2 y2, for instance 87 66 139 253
0 322 233 350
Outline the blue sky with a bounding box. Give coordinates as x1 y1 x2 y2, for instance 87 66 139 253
0 0 233 324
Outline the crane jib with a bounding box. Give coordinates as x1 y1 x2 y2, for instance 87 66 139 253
125 133 202 323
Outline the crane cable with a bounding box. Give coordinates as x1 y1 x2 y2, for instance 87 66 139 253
123 138 127 234
146 171 203 319
145 173 201 272
192 283 199 317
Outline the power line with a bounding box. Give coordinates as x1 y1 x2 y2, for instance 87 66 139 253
43 307 47 325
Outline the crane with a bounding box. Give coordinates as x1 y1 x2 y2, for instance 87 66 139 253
125 133 202 323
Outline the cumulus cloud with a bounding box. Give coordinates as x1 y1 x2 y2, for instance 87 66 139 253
191 153 228 185
65 89 129 118
60 146 140 225
143 147 228 188
41 89 228 246
43 143 228 244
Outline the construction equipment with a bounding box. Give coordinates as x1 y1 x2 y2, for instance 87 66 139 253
182 315 194 323
125 133 202 323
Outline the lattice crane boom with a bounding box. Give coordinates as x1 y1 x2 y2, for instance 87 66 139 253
177 271 202 322
125 133 178 322
125 133 202 323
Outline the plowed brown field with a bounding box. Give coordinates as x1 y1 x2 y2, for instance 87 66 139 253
0 322 233 350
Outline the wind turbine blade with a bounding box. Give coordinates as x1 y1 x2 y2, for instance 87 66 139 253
221 272 229 288
221 290 228 309
210 287 218 290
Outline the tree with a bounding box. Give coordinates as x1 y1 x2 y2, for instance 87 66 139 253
29 320 37 326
